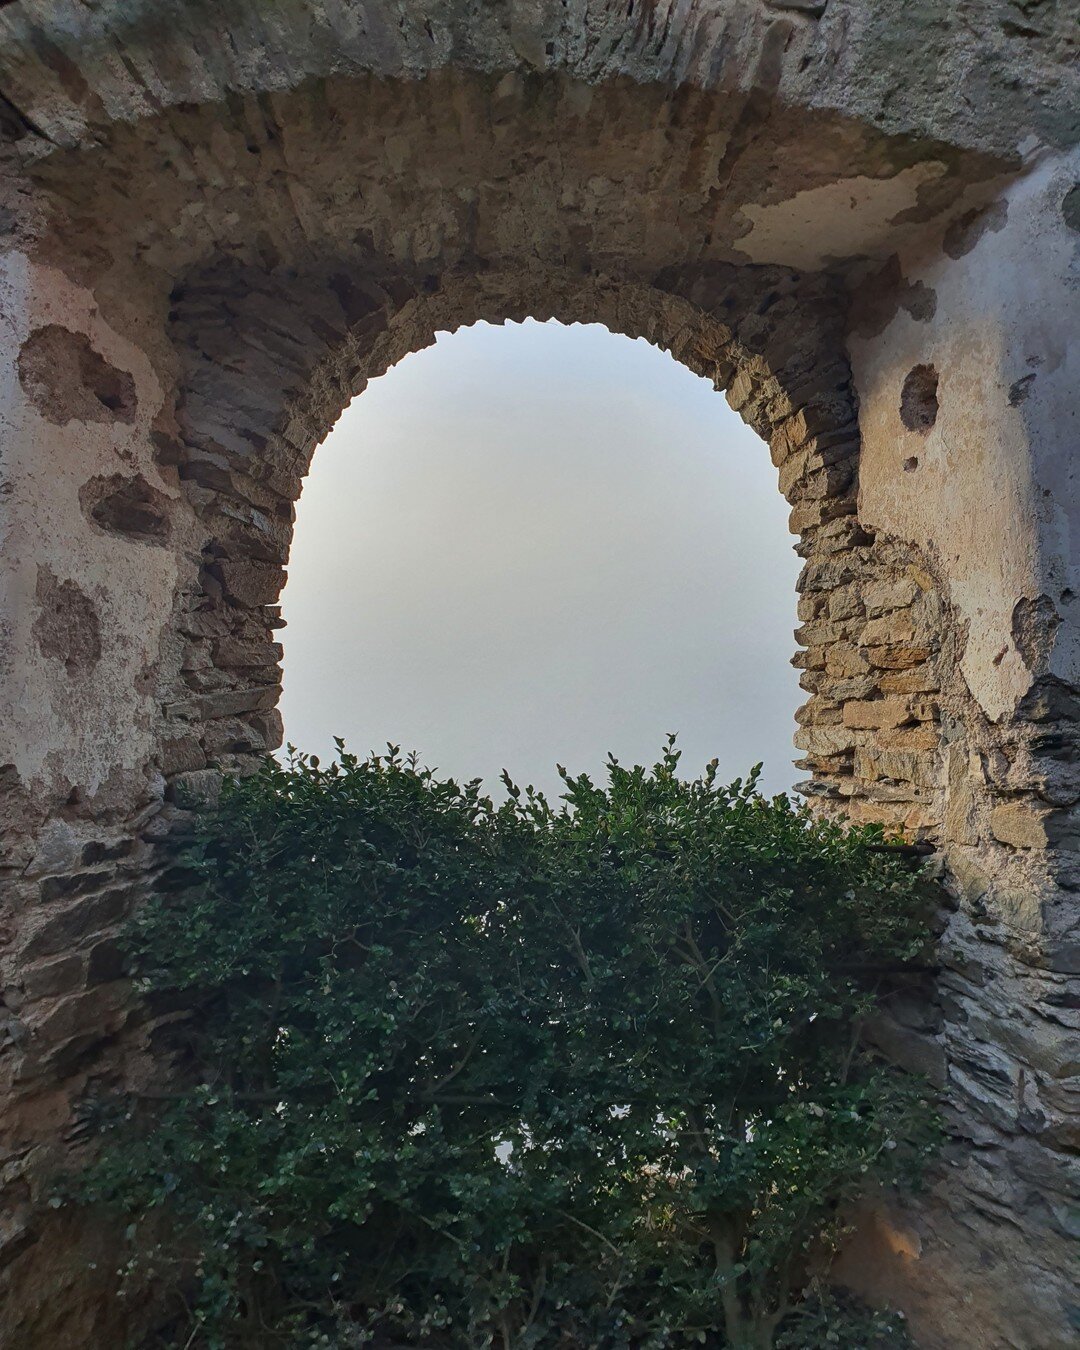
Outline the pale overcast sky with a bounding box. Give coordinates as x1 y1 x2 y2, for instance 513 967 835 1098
279 320 803 799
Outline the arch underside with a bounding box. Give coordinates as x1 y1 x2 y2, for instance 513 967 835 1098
0 24 1077 1350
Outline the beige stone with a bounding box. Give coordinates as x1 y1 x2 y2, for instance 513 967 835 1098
944 745 980 847
793 724 858 756
842 696 916 729
862 611 918 647
825 642 872 677
855 746 940 790
868 644 933 671
863 577 919 617
879 667 940 695
875 726 940 752
990 801 1051 850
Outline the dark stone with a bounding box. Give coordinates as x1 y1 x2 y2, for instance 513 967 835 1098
32 568 101 673
39 870 112 904
216 560 285 608
20 889 130 963
194 685 280 719
81 838 134 865
211 637 283 670
158 735 207 775
80 473 172 544
86 939 127 986
0 1216 37 1272
1012 594 1061 676
20 955 85 1002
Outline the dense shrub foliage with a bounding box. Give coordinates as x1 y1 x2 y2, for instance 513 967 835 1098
76 742 937 1348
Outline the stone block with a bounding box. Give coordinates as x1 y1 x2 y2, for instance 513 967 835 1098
788 495 857 534
991 801 1051 849
182 667 234 694
18 955 85 1003
158 734 206 775
825 642 870 677
85 939 127 987
166 770 224 806
200 716 272 756
793 724 857 756
0 1214 36 1272
211 637 283 670
827 585 862 621
765 0 827 14
791 646 827 671
23 821 82 879
875 725 939 752
861 611 917 646
19 984 131 1077
862 577 919 617
19 890 130 963
878 666 940 694
216 560 285 608
855 745 939 789
38 869 114 904
195 685 280 719
842 697 915 730
795 618 849 648
868 644 932 670
863 1011 947 1087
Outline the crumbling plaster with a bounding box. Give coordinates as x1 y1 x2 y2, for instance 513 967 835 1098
0 254 179 806
853 148 1080 725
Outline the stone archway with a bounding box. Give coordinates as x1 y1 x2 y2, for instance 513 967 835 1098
0 7 1077 1347
164 258 943 828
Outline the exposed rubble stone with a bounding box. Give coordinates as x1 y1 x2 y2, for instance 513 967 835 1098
79 473 172 544
31 570 101 674
17 326 136 426
899 364 940 435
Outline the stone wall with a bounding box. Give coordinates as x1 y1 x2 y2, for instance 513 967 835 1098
0 4 1077 1346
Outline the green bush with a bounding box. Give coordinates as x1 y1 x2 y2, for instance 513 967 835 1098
75 740 938 1348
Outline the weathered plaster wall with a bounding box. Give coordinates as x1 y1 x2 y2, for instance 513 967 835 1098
0 256 177 1344
838 148 1080 1346
0 3 1076 1347
0 257 178 804
854 151 1080 726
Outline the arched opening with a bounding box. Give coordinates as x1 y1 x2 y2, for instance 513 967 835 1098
280 319 802 797
166 262 919 828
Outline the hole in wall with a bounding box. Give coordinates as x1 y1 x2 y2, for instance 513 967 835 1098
17 325 137 426
899 363 939 434
279 320 803 798
80 473 172 543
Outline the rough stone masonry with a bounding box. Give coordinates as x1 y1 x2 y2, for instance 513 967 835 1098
0 2 1077 1346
